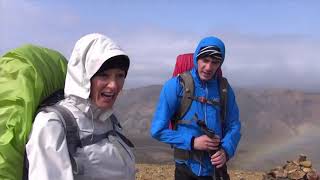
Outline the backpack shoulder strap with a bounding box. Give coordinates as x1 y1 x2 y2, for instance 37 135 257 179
110 114 122 130
109 114 134 148
219 77 229 131
39 104 81 174
41 105 82 153
23 104 80 179
176 71 194 119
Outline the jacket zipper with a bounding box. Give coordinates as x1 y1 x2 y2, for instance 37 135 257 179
198 82 209 176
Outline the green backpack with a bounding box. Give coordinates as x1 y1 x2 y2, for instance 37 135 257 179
0 45 67 180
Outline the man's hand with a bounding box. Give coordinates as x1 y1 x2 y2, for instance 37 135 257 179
193 134 220 151
211 149 227 168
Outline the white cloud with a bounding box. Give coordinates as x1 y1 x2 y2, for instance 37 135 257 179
222 34 320 91
1 1 319 91
117 30 320 91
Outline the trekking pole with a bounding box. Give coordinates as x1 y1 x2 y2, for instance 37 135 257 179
196 120 224 180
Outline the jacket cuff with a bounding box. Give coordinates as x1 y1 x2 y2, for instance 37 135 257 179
190 136 195 150
221 146 229 161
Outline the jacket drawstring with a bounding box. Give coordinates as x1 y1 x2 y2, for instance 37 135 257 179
87 100 95 142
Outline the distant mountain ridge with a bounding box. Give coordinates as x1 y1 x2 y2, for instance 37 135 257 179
114 85 320 171
115 85 320 136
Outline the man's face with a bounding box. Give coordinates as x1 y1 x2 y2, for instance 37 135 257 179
197 56 222 81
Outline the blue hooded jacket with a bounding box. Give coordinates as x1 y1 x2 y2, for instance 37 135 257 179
150 36 241 176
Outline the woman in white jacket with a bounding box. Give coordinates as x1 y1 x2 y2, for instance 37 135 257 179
26 33 135 180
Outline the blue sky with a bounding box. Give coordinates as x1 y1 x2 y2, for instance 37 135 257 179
1 0 319 91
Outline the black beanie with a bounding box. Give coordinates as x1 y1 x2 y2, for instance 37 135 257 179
93 55 130 78
197 46 222 61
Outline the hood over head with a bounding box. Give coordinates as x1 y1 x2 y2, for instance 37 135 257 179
64 33 130 99
193 36 225 70
92 55 129 78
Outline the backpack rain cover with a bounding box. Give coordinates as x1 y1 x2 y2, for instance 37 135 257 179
0 44 67 180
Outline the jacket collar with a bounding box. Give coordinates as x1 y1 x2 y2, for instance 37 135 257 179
65 95 113 122
190 68 218 88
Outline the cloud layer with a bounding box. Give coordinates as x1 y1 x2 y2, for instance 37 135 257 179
1 0 319 91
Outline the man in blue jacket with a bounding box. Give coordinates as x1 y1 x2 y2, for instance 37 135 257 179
150 36 241 180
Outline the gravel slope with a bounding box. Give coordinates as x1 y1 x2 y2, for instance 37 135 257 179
136 164 264 180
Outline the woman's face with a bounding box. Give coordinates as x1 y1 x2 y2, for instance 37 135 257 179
90 68 125 110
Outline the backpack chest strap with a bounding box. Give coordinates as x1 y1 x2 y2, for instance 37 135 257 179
189 96 221 106
80 130 134 148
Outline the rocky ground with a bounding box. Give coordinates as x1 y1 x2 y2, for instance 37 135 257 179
136 164 264 180
136 155 320 180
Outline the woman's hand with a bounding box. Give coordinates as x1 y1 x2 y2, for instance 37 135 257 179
193 135 220 151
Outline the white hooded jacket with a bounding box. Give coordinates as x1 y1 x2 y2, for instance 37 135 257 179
26 33 135 180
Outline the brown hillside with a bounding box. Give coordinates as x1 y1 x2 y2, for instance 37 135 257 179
114 85 320 171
